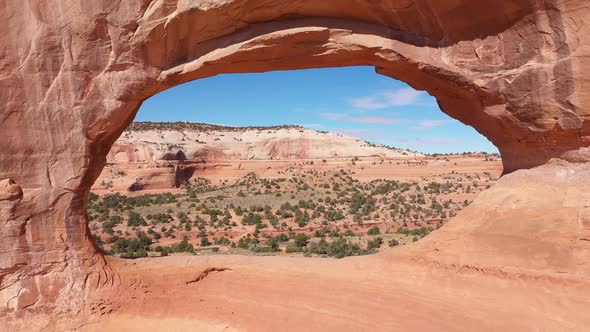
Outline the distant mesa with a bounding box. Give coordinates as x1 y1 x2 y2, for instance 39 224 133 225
94 122 421 193
109 121 418 164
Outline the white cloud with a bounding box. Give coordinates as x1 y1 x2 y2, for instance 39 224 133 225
319 113 409 125
348 116 408 125
415 138 464 145
409 120 451 131
318 112 347 120
347 88 427 110
349 97 388 110
382 88 425 106
318 112 450 131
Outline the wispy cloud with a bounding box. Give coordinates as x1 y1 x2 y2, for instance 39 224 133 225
349 97 388 110
293 107 327 114
319 113 408 125
347 116 408 125
382 88 424 106
348 87 427 110
415 138 464 145
409 120 452 131
318 112 347 120
319 112 450 129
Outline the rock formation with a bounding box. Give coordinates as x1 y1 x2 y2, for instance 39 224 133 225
1 0 590 330
112 123 416 162
93 122 423 192
93 123 419 192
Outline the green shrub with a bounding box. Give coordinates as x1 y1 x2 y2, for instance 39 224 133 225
366 237 383 250
200 237 211 247
293 233 309 247
367 226 380 236
127 211 147 227
285 244 303 253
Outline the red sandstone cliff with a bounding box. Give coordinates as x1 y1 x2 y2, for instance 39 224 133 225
1 1 590 330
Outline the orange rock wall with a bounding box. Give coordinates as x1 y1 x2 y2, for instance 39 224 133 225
1 0 590 328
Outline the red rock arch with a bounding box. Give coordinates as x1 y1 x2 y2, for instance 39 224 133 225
1 0 589 329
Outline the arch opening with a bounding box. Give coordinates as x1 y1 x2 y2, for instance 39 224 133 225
87 67 502 259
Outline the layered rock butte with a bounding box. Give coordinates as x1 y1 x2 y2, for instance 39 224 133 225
95 122 420 192
1 1 590 331
112 122 418 162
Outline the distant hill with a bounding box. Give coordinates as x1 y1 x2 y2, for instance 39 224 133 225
109 122 421 163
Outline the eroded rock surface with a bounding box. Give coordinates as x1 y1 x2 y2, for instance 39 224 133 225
1 0 590 330
94 123 420 192
111 123 417 163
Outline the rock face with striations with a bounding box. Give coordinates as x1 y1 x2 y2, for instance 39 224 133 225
1 1 590 330
96 123 419 192
109 123 418 162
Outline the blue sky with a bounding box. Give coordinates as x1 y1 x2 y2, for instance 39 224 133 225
137 66 497 154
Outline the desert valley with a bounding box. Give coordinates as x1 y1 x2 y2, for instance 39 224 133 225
88 122 501 259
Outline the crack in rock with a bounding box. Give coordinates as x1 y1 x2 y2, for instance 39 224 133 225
185 267 232 285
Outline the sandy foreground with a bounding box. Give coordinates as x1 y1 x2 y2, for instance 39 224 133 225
75 247 588 332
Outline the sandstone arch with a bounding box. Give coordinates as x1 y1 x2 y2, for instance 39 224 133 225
1 1 590 330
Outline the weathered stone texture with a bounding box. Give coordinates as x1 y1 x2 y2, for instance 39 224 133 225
1 1 590 330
